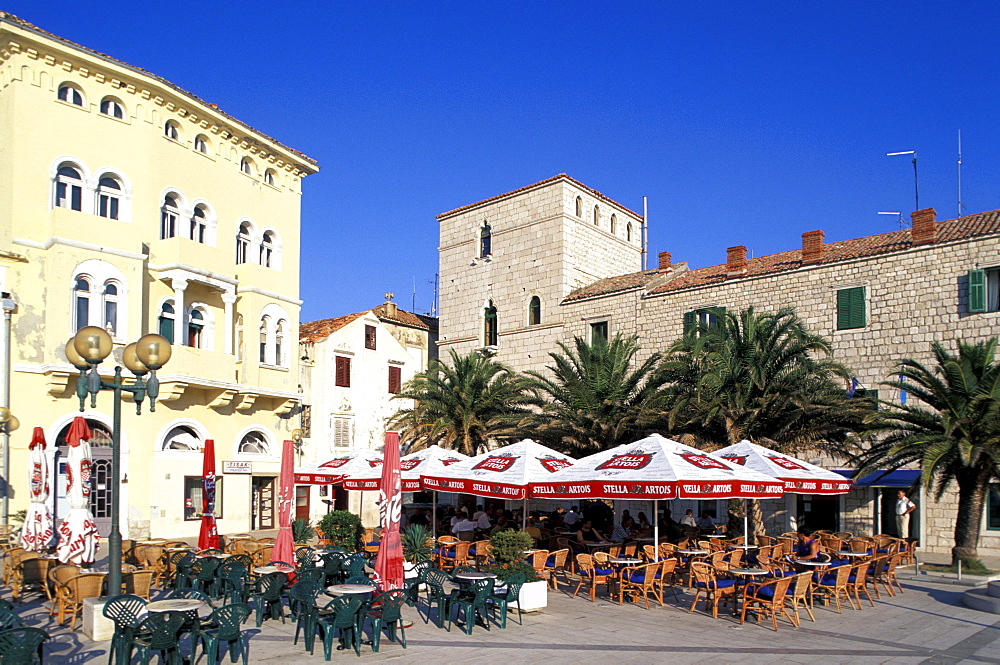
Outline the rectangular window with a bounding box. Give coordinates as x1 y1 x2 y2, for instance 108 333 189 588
836 286 866 330
104 301 117 335
388 365 402 394
76 295 89 330
988 484 1000 531
300 404 312 438
335 356 351 387
968 268 1000 313
183 476 223 521
683 307 725 336
333 417 351 448
365 325 377 350
590 321 608 344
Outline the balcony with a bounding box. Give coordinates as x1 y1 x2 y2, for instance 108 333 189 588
148 236 232 277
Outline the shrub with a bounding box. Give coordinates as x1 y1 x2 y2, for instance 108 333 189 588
485 529 538 582
292 518 315 544
401 524 433 563
317 511 363 552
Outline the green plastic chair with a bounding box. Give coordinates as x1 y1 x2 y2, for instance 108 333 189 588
403 561 431 607
296 568 325 586
365 589 407 653
132 610 187 665
423 568 452 629
344 575 377 587
0 608 24 630
250 572 288 627
0 626 48 664
193 602 252 665
489 573 525 628
102 594 147 665
170 551 196 590
343 556 367 580
317 595 365 658
218 560 249 604
289 581 323 654
187 557 222 596
449 577 494 635
319 552 344 586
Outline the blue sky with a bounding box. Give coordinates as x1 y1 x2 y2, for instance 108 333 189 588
12 2 1000 321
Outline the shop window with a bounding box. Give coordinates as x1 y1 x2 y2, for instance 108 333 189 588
184 476 223 520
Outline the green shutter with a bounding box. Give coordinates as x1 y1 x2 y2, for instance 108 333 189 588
837 287 866 330
683 310 696 335
969 269 986 313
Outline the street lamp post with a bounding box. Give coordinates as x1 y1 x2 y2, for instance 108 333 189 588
0 407 19 524
67 326 171 595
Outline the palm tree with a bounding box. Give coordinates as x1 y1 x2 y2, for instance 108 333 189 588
388 349 535 456
662 306 870 536
524 334 669 455
854 338 1000 566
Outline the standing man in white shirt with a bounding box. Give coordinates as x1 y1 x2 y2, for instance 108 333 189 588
896 490 916 538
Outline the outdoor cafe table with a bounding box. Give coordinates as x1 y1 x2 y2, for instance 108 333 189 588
609 558 642 566
254 565 293 575
454 571 496 581
728 568 769 615
146 599 204 614
836 550 870 559
677 549 708 556
326 584 376 596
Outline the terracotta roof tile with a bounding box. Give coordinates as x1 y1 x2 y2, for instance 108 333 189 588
372 304 437 331
0 12 318 169
564 209 1000 302
436 174 642 220
299 312 366 343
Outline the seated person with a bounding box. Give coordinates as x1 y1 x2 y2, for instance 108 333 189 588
680 509 698 528
794 526 824 562
611 516 636 543
451 511 478 536
696 512 715 531
574 520 609 551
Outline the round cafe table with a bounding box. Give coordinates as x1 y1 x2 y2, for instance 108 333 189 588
254 565 292 575
326 584 376 596
609 557 642 566
677 549 708 556
454 571 496 581
836 550 870 558
147 598 204 613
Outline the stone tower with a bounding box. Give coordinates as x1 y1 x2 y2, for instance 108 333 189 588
437 174 644 372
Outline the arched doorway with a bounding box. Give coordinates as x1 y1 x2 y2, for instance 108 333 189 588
55 418 113 537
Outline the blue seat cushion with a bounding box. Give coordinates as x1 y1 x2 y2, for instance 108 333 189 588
367 541 380 547
594 567 614 575
753 586 775 600
696 579 736 589
546 555 557 566
819 574 838 585
624 572 646 583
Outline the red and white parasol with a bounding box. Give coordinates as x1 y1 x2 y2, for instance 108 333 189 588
372 432 404 590
421 439 575 501
55 417 100 565
272 439 295 565
714 440 852 495
197 438 220 550
343 445 470 492
20 427 55 551
293 448 383 486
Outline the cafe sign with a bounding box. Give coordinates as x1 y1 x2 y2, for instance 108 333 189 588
223 461 252 474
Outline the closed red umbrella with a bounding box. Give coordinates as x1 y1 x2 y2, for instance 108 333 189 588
271 438 295 565
20 427 55 552
56 417 99 565
197 438 220 550
372 432 403 591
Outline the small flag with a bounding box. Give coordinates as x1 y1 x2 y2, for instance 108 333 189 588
899 375 907 405
847 377 859 398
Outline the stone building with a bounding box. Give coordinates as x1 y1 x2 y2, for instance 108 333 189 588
299 297 437 525
438 174 1000 556
0 13 318 539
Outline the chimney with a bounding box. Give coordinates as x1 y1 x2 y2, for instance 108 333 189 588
383 292 397 317
801 230 825 265
657 251 672 272
726 245 747 278
911 208 937 245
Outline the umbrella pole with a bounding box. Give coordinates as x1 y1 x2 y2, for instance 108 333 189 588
653 499 659 560
523 499 528 529
432 491 437 537
744 499 749 545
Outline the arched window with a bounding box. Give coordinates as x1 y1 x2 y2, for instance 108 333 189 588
97 176 122 219
55 166 83 211
57 84 83 106
610 214 617 235
259 317 269 363
240 158 253 176
626 222 633 242
593 205 600 226
528 296 541 326
74 278 91 330
575 196 582 217
187 308 204 348
238 431 269 454
264 169 276 186
190 206 207 243
275 319 286 367
161 194 179 239
194 134 208 154
162 425 202 451
158 301 175 344
99 97 124 119
260 231 275 267
484 301 498 347
164 120 180 141
480 223 492 258
103 282 119 335
236 222 251 264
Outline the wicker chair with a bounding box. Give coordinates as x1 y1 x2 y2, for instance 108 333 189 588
122 569 154 601
688 562 737 618
471 540 491 570
847 560 876 609
527 550 549 578
55 573 107 630
618 562 662 609
542 549 569 590
740 575 796 631
47 565 79 617
10 551 46 602
135 545 167 587
573 553 612 602
256 537 275 544
2 548 25 586
439 541 471 572
812 563 854 612
656 558 681 603
785 571 816 626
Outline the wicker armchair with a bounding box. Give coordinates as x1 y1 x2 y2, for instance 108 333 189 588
47 565 79 617
573 553 612 602
741 575 796 631
122 569 154 601
527 550 549 578
54 573 107 630
9 552 46 602
688 562 737 618
135 545 167 587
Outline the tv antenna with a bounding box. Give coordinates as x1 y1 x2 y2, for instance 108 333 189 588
957 130 966 218
878 211 906 230
887 150 918 211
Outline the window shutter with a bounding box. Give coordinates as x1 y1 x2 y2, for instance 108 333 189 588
683 310 696 335
365 325 377 350
335 356 351 388
851 287 866 328
388 366 401 394
837 287 866 330
968 269 986 313
836 289 850 329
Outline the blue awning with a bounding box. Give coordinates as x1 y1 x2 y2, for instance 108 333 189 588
833 469 920 488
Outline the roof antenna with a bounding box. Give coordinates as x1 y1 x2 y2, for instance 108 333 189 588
887 150 918 211
878 211 906 230
957 130 965 219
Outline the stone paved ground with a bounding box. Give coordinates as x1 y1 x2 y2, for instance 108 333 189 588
14 573 1000 664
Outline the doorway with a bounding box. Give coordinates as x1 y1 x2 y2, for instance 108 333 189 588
879 489 919 539
797 494 840 532
251 476 276 530
55 419 114 537
295 486 310 521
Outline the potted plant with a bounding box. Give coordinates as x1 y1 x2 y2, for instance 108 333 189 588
317 510 363 552
401 524 433 564
484 529 547 612
292 518 315 545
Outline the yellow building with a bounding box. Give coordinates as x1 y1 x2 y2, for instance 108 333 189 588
0 12 319 540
